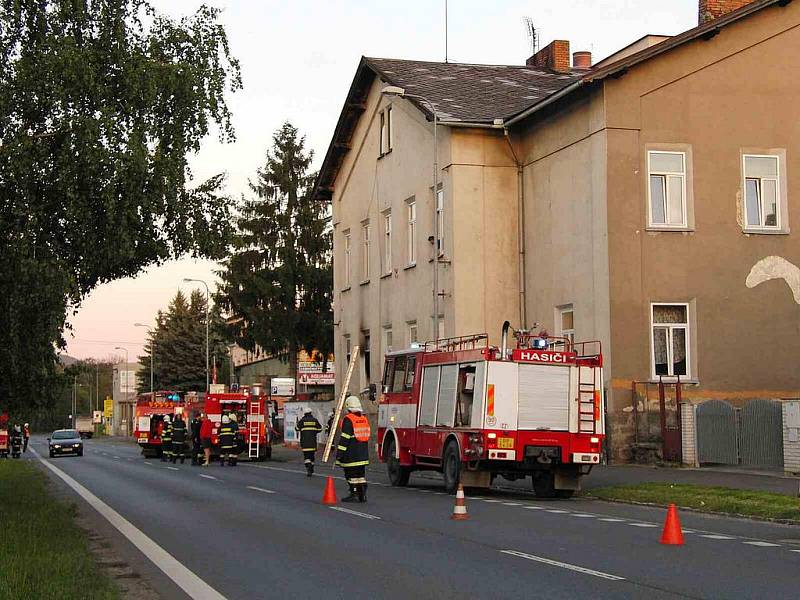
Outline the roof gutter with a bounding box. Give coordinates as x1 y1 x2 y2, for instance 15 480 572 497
502 79 585 127
436 120 505 129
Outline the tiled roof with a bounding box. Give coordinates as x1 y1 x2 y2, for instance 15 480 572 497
365 57 580 123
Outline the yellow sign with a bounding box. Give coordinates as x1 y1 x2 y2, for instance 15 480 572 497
104 397 113 418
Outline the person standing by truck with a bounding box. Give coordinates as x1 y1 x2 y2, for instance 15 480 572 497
171 413 187 464
336 396 371 503
160 415 172 462
190 413 203 465
218 415 237 466
295 407 323 477
22 423 30 453
200 414 213 466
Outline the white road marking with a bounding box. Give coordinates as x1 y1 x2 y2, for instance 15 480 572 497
743 541 780 547
790 549 800 553
598 518 625 522
501 550 625 581
700 534 735 540
629 523 658 528
247 486 276 494
330 506 381 520
31 448 227 600
571 514 595 518
484 500 503 503
503 502 522 506
199 474 219 481
166 467 180 471
144 462 153 466
524 506 544 510
546 509 568 514
113 456 120 459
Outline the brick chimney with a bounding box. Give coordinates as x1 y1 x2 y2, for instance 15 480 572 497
572 51 592 70
527 40 571 73
698 0 755 24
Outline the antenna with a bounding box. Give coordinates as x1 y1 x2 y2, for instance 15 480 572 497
524 17 539 55
445 0 448 63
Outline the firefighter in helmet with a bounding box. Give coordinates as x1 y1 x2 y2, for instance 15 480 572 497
336 396 371 502
160 415 173 462
295 407 323 477
218 414 237 466
171 412 187 464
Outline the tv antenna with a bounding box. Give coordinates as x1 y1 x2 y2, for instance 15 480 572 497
524 17 539 55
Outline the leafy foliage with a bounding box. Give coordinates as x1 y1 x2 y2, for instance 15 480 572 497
137 289 231 392
0 1 241 413
217 122 333 372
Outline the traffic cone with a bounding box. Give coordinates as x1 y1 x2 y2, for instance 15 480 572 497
322 476 338 505
660 503 684 545
450 484 470 520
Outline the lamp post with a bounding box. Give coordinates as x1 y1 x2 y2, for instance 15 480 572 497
114 346 129 399
183 278 210 393
134 323 154 401
381 85 441 343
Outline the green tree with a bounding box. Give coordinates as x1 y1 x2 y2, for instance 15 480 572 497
217 122 333 377
137 289 230 392
0 0 241 413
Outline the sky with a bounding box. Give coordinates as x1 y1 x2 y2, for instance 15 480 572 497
64 0 699 361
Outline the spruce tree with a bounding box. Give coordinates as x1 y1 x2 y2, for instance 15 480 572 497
217 122 333 377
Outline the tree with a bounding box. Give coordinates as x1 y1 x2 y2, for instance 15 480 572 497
0 0 241 413
217 123 333 377
137 289 230 392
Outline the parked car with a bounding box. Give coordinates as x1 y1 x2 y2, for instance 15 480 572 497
48 429 83 457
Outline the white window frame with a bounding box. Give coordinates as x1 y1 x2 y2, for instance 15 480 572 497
436 188 444 256
649 302 691 380
379 105 393 156
742 154 781 230
647 151 687 228
383 212 392 274
361 222 370 281
558 306 575 345
407 321 418 346
407 201 417 266
343 230 351 288
384 326 393 354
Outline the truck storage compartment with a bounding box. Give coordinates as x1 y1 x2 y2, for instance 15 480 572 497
517 364 570 431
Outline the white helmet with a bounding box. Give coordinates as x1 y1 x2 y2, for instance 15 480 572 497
345 396 362 413
163 415 171 423
229 413 238 422
24 423 29 427
222 415 230 424
303 406 313 414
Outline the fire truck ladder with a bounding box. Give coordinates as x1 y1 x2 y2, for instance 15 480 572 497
577 365 598 434
248 400 261 460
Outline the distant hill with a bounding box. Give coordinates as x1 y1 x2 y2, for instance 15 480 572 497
57 354 79 368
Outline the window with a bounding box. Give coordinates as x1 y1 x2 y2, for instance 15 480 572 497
455 363 477 427
743 155 780 229
651 304 689 379
379 106 393 156
361 222 370 281
343 230 351 287
407 321 418 346
404 355 416 391
382 358 394 392
436 188 444 256
559 306 574 345
362 332 370 380
432 315 444 341
419 365 439 426
648 151 686 227
384 327 393 354
383 212 392 273
436 364 458 427
391 354 407 393
407 200 417 265
344 335 351 365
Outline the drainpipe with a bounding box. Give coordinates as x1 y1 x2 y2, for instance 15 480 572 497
503 129 527 330
501 321 510 360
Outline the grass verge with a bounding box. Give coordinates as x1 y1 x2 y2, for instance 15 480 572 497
588 483 800 522
0 460 119 599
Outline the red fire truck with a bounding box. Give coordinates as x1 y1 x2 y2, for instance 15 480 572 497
378 322 605 497
133 391 186 457
203 390 272 461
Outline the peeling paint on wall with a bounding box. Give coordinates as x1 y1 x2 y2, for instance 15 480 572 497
745 256 800 305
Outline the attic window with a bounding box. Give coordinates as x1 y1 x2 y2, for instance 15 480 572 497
379 105 393 157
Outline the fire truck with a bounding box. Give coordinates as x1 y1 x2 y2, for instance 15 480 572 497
133 391 186 457
203 389 272 461
377 322 605 497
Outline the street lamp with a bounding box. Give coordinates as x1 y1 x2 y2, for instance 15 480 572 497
72 379 87 428
381 86 441 344
114 346 129 399
183 278 210 393
134 323 154 401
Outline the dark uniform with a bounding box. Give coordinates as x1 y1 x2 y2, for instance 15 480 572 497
171 416 187 464
218 419 238 466
190 416 202 465
295 411 323 476
336 412 371 502
160 419 173 461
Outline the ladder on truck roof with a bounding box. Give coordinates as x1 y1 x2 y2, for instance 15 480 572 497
577 364 599 434
248 399 262 459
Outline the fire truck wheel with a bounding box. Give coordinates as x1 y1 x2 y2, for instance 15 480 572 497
263 446 272 461
386 439 410 487
532 471 556 498
442 441 461 494
555 489 575 499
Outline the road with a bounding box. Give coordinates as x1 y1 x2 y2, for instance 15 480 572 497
26 435 800 600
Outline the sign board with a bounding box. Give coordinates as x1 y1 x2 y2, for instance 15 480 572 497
209 383 226 394
119 370 137 393
271 377 295 397
297 350 335 386
512 349 576 365
92 411 103 424
283 403 304 443
104 398 113 419
298 372 335 385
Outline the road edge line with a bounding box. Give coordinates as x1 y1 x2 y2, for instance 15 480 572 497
500 550 624 581
31 448 227 600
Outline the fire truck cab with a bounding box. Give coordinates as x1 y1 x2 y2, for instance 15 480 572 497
378 323 605 497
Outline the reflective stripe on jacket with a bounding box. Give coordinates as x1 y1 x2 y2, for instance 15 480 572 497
336 412 370 468
219 423 237 450
171 420 187 443
295 415 322 452
161 423 173 441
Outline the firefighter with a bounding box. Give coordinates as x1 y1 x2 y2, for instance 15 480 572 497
336 396 371 503
22 423 30 452
218 415 237 466
160 415 172 462
171 413 187 464
295 407 322 477
190 413 203 465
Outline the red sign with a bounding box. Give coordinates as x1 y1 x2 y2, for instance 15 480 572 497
512 349 576 365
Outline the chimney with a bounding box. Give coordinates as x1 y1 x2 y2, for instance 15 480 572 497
698 0 754 24
572 51 592 70
527 40 571 73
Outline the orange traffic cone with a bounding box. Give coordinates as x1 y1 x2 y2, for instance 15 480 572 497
660 503 684 545
322 476 338 505
450 484 470 520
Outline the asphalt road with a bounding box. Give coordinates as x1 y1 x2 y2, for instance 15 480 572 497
26 436 800 600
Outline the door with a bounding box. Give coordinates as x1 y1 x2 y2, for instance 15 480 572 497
484 362 518 432
696 400 737 465
416 364 440 458
739 400 783 469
